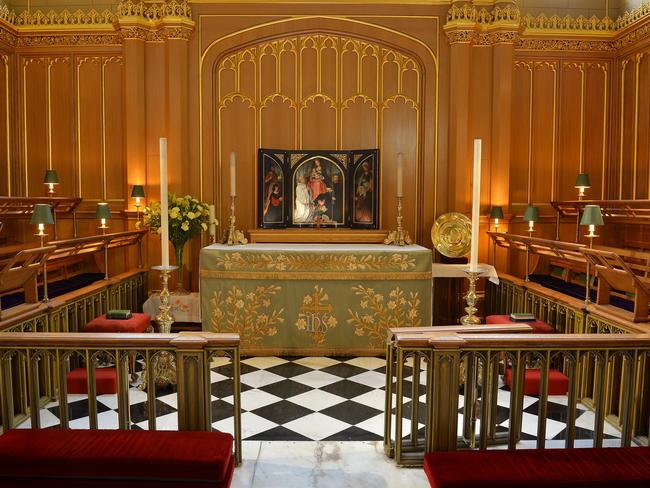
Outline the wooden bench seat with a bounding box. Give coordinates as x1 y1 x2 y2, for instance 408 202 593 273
0 428 235 487
424 447 650 487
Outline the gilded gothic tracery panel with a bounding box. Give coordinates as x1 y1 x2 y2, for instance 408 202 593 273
216 33 424 233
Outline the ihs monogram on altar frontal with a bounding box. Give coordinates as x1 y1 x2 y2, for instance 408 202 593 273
296 286 338 345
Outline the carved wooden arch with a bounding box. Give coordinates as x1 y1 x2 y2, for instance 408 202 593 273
199 16 439 241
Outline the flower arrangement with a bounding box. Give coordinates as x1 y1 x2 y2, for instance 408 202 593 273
142 193 210 291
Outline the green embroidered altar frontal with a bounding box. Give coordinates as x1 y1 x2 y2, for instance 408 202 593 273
200 243 432 355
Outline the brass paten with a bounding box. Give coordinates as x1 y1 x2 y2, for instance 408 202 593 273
431 212 471 258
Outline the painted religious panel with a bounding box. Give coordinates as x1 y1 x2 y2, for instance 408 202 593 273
257 149 380 229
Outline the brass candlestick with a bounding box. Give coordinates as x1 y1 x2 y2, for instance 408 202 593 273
145 265 179 388
224 195 247 245
384 196 412 246
460 268 482 325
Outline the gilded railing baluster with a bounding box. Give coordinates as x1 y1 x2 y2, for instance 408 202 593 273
593 351 608 447
394 347 405 463
56 350 69 428
620 352 636 447
383 337 395 457
232 347 242 467
27 350 41 429
146 350 157 431
424 350 434 453
410 353 421 447
0 352 14 430
508 351 525 449
478 353 491 450
86 350 98 430
536 351 550 449
565 351 579 448
488 353 499 441
116 350 130 430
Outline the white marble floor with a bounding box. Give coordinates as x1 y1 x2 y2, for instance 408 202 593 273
232 441 429 488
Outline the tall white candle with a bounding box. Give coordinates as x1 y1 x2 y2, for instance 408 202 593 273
230 151 237 197
160 137 169 267
469 139 482 273
208 204 216 237
396 152 404 198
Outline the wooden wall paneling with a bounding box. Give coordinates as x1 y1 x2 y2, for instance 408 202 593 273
103 57 125 203
22 57 48 197
530 62 557 206
0 54 9 196
76 56 104 204
49 58 75 200
619 56 636 199
584 62 608 200
558 62 583 203
635 53 650 199
510 62 532 206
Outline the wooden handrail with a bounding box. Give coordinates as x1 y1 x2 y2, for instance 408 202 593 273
0 331 239 348
551 199 650 224
428 332 650 349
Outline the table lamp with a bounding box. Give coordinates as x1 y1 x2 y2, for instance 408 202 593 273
490 206 504 232
30 204 54 302
580 204 604 304
131 185 145 224
43 170 59 196
31 204 54 247
523 205 539 236
96 202 112 234
575 173 590 200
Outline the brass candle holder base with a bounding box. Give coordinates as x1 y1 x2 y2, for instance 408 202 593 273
224 195 248 246
139 265 178 390
460 268 482 325
384 196 412 246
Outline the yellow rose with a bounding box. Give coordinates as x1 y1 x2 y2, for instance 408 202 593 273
181 221 189 231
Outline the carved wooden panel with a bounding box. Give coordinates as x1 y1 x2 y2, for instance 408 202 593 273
16 54 124 208
0 54 9 197
215 33 422 235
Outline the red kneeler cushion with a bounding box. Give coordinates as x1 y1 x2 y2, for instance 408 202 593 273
66 367 117 395
424 447 650 487
83 313 151 333
486 314 555 334
505 368 569 396
0 429 235 488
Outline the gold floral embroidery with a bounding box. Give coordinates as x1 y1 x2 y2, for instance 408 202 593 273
214 252 417 272
211 285 283 348
295 285 338 346
347 285 421 348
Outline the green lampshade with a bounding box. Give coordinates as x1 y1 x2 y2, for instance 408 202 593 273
490 206 504 220
580 204 604 226
131 185 145 198
523 205 539 222
43 169 59 185
575 173 590 188
30 204 54 225
95 203 112 220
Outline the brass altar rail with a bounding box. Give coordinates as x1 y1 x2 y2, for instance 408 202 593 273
384 323 533 466
0 331 243 466
426 333 650 453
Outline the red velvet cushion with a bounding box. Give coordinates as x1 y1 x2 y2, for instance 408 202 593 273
0 429 234 487
424 447 650 488
83 313 151 333
486 315 555 334
66 367 117 395
505 368 569 396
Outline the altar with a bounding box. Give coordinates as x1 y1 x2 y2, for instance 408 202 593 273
200 243 432 355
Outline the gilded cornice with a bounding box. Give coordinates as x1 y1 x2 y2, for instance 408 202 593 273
0 0 194 47
444 4 521 46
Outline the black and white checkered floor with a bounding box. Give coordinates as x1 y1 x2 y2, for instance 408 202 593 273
19 356 623 443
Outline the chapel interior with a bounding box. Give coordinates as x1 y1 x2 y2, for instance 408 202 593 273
1 0 650 486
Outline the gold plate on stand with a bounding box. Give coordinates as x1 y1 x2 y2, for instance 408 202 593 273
431 212 471 258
